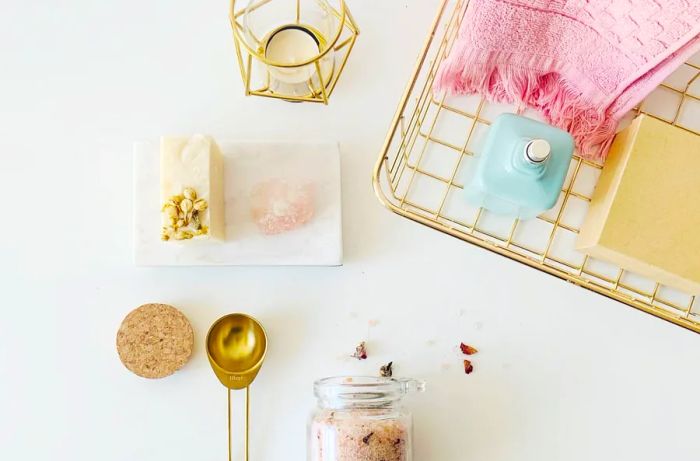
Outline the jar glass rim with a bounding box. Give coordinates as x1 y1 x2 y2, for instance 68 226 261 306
314 376 425 408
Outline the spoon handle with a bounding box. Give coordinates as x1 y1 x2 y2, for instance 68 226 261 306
226 387 251 461
245 386 250 461
228 389 232 461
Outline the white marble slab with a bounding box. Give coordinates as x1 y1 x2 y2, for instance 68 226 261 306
133 141 342 266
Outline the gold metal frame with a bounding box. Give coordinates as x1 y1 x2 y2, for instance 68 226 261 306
373 0 700 333
229 0 359 104
206 313 268 461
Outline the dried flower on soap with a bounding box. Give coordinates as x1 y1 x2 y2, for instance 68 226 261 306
179 198 193 214
183 187 197 201
380 361 393 378
160 187 209 241
460 343 478 355
352 341 368 360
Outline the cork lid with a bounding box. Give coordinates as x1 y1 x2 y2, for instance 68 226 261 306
116 303 194 379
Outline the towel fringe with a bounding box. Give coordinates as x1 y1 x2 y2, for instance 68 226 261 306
435 52 618 160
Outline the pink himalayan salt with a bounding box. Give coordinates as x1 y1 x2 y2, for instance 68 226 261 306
310 410 408 461
250 179 315 235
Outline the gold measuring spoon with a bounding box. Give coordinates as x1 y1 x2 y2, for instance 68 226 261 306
206 313 268 461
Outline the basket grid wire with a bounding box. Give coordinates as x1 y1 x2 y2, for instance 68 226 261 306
374 0 700 332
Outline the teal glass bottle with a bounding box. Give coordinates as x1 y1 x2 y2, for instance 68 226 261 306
465 113 575 220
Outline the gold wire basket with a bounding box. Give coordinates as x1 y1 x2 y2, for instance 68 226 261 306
373 0 700 333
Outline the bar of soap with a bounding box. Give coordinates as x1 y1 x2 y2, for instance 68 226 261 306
577 115 700 294
160 135 224 241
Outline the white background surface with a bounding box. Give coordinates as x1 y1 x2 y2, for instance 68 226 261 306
1 1 699 460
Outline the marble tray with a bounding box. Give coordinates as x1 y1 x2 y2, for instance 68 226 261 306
133 141 342 266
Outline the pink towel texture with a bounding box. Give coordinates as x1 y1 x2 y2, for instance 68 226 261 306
435 0 700 159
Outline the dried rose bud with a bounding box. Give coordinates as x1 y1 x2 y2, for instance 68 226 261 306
380 361 393 378
352 341 367 360
460 342 478 355
463 359 474 374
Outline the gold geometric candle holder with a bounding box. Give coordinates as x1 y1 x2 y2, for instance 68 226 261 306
229 0 359 104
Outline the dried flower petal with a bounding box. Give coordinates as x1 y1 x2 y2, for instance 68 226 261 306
180 198 193 214
352 341 367 360
191 211 201 230
166 203 178 214
460 343 478 355
183 187 197 201
463 359 474 374
379 361 393 378
169 194 184 205
160 228 171 241
193 198 208 211
175 230 194 240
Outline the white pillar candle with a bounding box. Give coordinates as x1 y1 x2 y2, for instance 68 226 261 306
264 25 320 85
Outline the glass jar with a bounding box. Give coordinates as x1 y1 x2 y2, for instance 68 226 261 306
308 376 425 461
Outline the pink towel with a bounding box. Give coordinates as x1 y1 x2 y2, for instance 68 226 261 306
435 0 700 159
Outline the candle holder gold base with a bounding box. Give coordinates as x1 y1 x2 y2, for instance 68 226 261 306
230 0 359 104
